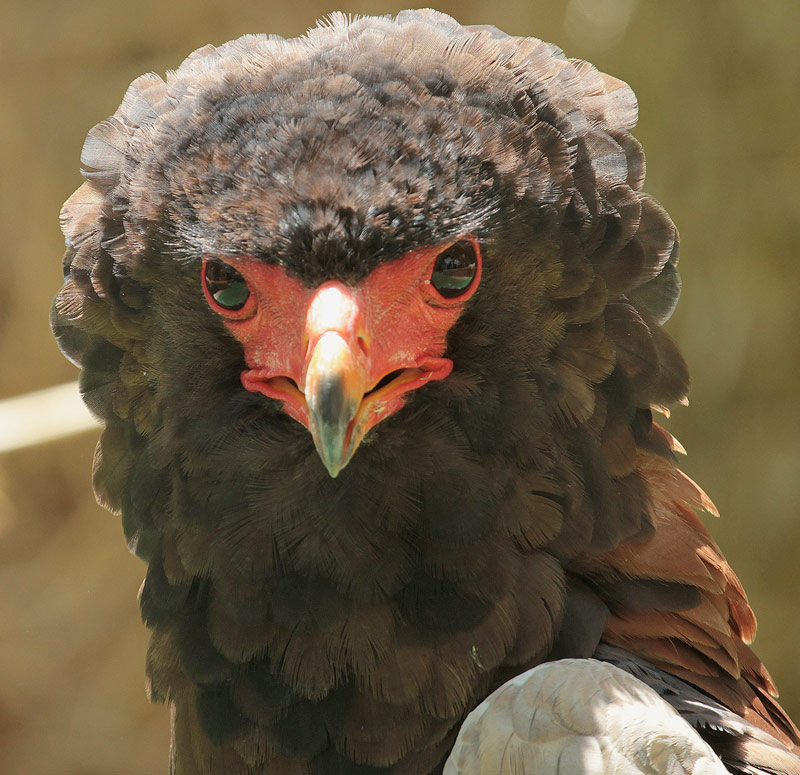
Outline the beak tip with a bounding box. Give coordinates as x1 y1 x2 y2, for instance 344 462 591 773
311 423 349 478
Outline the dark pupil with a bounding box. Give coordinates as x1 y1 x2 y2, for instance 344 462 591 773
431 241 477 298
204 261 250 310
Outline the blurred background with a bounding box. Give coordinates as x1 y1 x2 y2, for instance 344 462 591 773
1 0 798 772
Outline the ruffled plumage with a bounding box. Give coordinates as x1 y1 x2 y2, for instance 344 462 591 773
52 10 799 775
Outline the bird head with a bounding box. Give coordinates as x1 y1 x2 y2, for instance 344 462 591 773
53 9 686 560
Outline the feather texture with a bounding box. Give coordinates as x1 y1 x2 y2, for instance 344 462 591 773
445 659 731 775
51 10 799 774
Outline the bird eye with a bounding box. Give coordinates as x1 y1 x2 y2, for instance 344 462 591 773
430 241 478 298
203 260 251 311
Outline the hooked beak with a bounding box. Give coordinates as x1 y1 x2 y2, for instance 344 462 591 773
303 331 367 477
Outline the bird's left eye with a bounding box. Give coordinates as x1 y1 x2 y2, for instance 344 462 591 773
203 260 251 311
430 240 479 298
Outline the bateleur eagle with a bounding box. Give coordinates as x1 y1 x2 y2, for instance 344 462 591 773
51 10 800 775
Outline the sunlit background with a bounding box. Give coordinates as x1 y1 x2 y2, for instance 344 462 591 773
1 1 798 772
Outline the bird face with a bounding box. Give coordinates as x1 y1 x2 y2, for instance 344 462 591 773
201 237 482 475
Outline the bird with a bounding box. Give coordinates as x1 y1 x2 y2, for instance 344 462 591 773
51 9 800 775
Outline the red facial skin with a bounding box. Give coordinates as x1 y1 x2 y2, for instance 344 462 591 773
202 237 482 475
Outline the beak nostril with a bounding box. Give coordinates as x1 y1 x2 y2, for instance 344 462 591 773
357 334 369 357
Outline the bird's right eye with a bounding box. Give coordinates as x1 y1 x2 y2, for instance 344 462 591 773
203 260 251 311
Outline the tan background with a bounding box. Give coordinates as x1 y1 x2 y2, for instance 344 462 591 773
1 1 798 772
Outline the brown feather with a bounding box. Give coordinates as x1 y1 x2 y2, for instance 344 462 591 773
51 9 799 774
